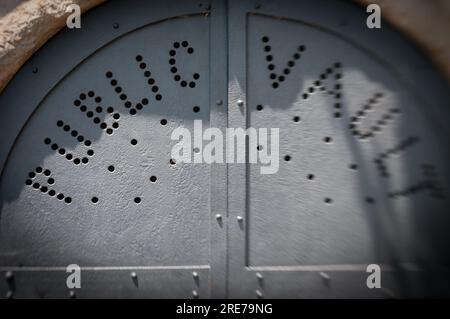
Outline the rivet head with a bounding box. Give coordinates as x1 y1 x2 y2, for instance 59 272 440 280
215 214 222 220
5 271 13 281
5 290 13 299
320 271 331 282
237 216 244 222
216 99 223 106
256 290 263 298
192 271 199 279
237 100 244 107
32 67 38 74
113 23 119 29
256 272 263 280
382 288 396 298
192 290 199 298
69 290 76 299
131 272 137 279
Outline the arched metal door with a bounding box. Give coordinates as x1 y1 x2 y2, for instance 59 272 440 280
0 0 449 298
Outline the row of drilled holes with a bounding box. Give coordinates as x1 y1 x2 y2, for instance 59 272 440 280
25 167 72 204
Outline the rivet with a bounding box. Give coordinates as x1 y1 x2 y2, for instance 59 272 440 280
215 214 222 221
5 271 13 281
237 100 244 107
192 290 199 298
320 271 331 282
216 99 223 106
131 272 137 279
69 290 76 299
256 290 263 298
113 22 119 29
381 288 396 298
255 4 261 9
256 272 263 280
5 290 13 299
32 67 38 74
237 216 244 222
193 271 199 279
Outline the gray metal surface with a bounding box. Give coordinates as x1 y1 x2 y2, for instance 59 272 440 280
227 0 450 298
0 0 450 298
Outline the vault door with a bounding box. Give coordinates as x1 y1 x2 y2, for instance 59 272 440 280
0 0 228 298
227 0 450 298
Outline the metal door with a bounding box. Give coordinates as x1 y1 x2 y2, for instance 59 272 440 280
226 0 450 298
0 0 449 298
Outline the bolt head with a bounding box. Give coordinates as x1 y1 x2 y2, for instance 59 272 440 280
5 271 13 280
320 271 330 281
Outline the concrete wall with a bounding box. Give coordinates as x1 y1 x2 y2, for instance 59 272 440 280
0 0 449 92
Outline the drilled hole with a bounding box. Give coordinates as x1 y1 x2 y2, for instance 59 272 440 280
150 176 157 183
91 197 99 204
131 139 138 146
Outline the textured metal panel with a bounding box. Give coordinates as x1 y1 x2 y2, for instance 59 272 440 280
1 0 450 299
227 0 450 298
0 0 222 299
